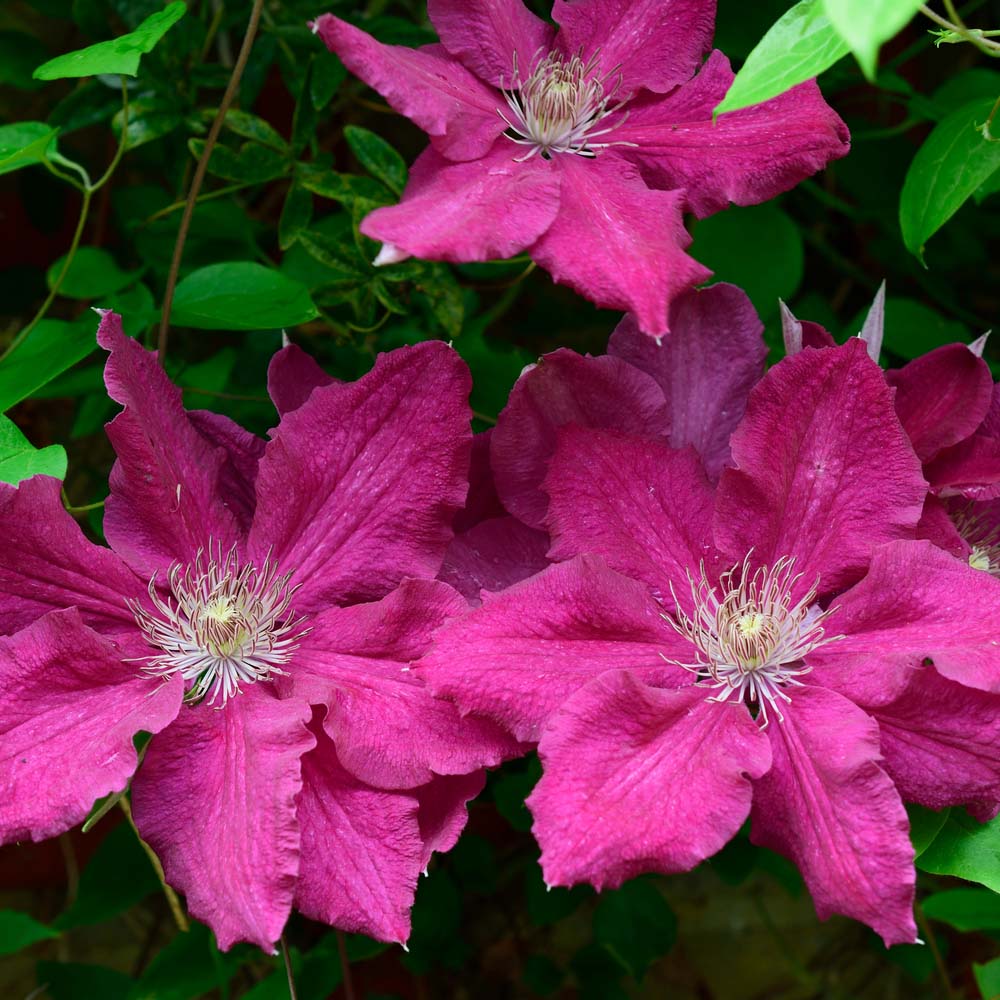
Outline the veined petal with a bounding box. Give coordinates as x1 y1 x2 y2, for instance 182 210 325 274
416 771 487 870
267 343 337 418
131 687 314 952
925 434 1000 499
749 685 916 947
530 672 771 888
0 610 182 843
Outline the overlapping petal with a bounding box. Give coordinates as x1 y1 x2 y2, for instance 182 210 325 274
267 343 337 418
416 771 487 869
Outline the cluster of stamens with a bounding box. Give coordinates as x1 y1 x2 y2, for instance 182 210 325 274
498 48 632 160
128 542 308 707
951 503 1000 577
667 555 841 725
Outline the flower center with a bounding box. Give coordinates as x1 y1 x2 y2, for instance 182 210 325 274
667 555 840 725
128 542 308 706
498 49 631 160
950 503 1000 577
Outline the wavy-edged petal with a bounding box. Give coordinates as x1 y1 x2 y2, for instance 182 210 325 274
314 16 504 161
416 770 487 869
491 349 670 529
617 51 849 217
530 672 771 888
0 610 182 843
925 434 1000 499
131 687 314 952
98 312 244 577
267 343 337 418
361 144 561 263
608 283 766 480
419 555 690 743
749 685 916 947
249 342 472 610
296 718 422 944
529 154 710 337
715 340 926 596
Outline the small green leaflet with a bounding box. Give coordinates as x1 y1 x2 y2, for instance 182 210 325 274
715 0 848 116
0 415 67 485
900 98 1000 262
0 121 57 176
0 910 59 955
33 2 187 80
822 0 923 80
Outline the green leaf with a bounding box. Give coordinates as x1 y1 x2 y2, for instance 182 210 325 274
715 0 848 116
36 961 133 1000
297 163 395 206
917 809 1000 893
908 803 950 857
47 247 140 299
822 0 921 79
922 888 1000 931
222 109 288 152
188 138 289 184
593 880 677 981
871 297 969 360
0 416 67 485
0 910 58 954
279 184 314 251
33 2 187 80
975 956 1000 1000
170 262 320 330
291 57 318 157
0 317 98 413
0 32 49 90
0 121 57 177
344 125 408 196
113 99 183 151
297 229 370 284
900 99 1000 262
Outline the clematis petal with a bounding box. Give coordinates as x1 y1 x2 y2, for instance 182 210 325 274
551 0 714 95
131 686 314 952
810 540 1000 704
454 430 506 532
780 301 838 355
267 343 337 418
416 770 487 869
916 496 968 560
0 476 142 635
544 426 717 602
616 50 850 217
529 672 771 888
440 515 551 604
491 349 670 529
427 0 555 87
419 555 690 743
749 684 916 946
0 610 182 843
249 341 471 610
296 718 423 944
313 15 504 161
715 339 926 596
529 154 711 337
97 312 244 577
608 283 766 480
872 666 1000 820
887 343 994 462
925 434 1000 499
286 579 516 788
360 144 561 264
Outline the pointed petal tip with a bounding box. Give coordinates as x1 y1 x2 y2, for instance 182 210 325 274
969 331 991 357
373 242 410 267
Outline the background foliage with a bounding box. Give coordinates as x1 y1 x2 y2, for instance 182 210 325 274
2 0 1000 997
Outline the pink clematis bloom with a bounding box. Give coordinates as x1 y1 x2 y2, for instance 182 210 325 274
420 339 1000 945
0 318 516 950
313 0 849 336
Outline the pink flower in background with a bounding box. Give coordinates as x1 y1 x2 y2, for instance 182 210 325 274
420 340 1000 945
314 0 849 336
0 318 515 950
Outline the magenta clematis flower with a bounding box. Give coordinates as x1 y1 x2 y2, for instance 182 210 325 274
0 318 515 950
420 339 1000 944
313 0 849 336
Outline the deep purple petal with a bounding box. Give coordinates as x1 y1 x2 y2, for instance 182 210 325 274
267 343 337 418
249 342 472 610
749 685 916 946
617 51 849 217
131 687 314 952
419 555 690 743
925 434 1000 499
491 349 670 529
608 283 766 480
715 340 926 595
454 430 506 532
0 610 182 843
530 672 771 888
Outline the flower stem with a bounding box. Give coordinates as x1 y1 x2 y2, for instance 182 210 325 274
280 934 298 1000
336 930 356 1000
919 3 1000 54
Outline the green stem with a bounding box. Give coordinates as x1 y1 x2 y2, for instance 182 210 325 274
91 77 131 192
280 935 298 1000
919 2 1000 54
141 182 254 226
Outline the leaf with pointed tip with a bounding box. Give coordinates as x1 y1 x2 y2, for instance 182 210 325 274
822 0 922 79
0 122 57 176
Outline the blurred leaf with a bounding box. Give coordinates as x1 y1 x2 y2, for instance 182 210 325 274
0 122 57 176
523 954 564 996
923 888 1000 931
170 262 319 330
311 53 346 109
570 943 628 1000
453 326 532 420
99 283 157 335
189 138 289 184
908 804 950 856
279 183 314 250
413 263 464 338
873 297 969 360
36 961 133 1000
403 870 467 974
926 70 1000 121
710 831 759 884
917 809 1000 892
593 879 677 981
900 99 1000 262
451 834 498 896
47 247 140 298
113 99 182 151
0 909 58 954
715 0 848 115
34 1 187 79
222 109 288 151
344 125 408 196
297 163 394 205
291 57 318 156
885 941 936 984
54 822 160 930
822 0 921 78
0 416 67 485
0 32 49 90
492 757 540 832
297 229 369 283
975 956 1000 1000
525 865 590 927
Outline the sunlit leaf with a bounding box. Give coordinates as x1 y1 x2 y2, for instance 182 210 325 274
0 121 57 176
0 416 67 485
822 0 922 79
